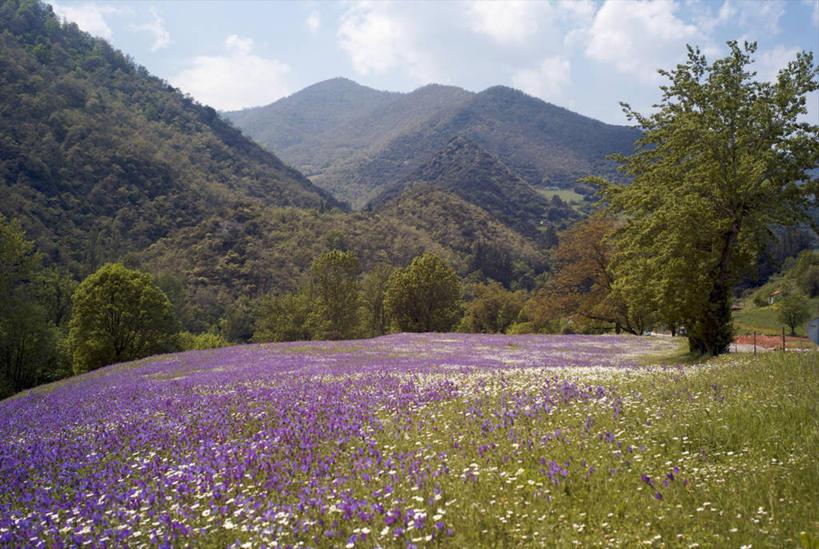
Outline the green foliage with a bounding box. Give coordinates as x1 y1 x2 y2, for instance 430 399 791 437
458 281 527 333
358 263 394 338
0 0 338 278
777 293 811 336
252 288 316 343
0 214 66 397
178 331 230 351
69 263 177 373
592 41 819 355
218 295 256 344
799 266 819 298
791 251 819 298
384 253 462 332
374 186 549 288
310 250 361 340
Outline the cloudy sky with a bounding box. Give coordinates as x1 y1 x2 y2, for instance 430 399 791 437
47 0 818 125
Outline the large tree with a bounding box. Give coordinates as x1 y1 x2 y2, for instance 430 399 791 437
310 249 361 340
252 288 316 343
384 253 462 332
69 263 177 373
0 215 58 397
592 42 818 355
539 215 650 335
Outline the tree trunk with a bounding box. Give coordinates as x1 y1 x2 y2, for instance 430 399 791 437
687 280 733 355
687 223 740 356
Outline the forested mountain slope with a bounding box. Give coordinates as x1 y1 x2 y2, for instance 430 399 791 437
227 80 641 208
222 78 400 155
140 197 549 328
0 0 340 276
368 136 579 241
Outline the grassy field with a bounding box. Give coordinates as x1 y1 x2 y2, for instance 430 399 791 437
733 298 818 339
1 334 817 548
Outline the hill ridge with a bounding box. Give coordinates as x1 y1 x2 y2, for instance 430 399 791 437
226 78 641 209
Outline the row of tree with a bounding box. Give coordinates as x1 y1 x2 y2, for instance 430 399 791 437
1 213 525 397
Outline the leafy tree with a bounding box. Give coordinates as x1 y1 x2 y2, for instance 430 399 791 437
384 253 462 332
459 281 527 334
0 214 61 397
253 288 316 343
218 295 256 343
538 215 650 335
469 240 513 287
777 294 811 336
799 266 819 298
69 263 177 373
591 42 818 355
310 250 361 340
359 263 394 337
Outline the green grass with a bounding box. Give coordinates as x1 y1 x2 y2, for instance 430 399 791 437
733 299 818 338
355 351 819 547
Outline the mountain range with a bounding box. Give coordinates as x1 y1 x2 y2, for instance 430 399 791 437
225 78 642 209
0 0 647 332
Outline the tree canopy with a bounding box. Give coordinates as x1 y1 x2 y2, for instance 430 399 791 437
310 249 361 340
384 253 462 332
69 263 177 373
0 214 59 396
592 41 818 355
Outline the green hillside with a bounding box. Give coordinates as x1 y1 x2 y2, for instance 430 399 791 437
733 250 819 338
368 136 578 241
139 191 550 328
0 0 340 276
227 80 641 209
222 77 400 155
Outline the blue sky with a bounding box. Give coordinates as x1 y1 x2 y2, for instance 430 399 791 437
46 0 818 125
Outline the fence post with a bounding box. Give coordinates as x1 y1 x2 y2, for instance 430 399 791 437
753 331 756 356
782 326 786 351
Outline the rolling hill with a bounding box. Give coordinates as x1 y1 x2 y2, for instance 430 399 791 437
368 135 579 241
0 0 340 275
226 79 642 208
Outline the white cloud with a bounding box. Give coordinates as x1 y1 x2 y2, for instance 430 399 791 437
754 45 802 82
584 0 703 83
736 0 786 35
338 3 406 74
48 1 121 39
556 0 596 20
465 0 540 45
512 56 571 102
306 10 320 33
171 35 291 111
130 7 170 52
337 2 440 83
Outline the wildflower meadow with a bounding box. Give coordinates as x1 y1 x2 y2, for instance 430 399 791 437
0 333 817 548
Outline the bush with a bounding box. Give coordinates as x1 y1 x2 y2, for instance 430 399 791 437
178 332 230 351
458 281 527 334
798 266 819 298
384 253 462 333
